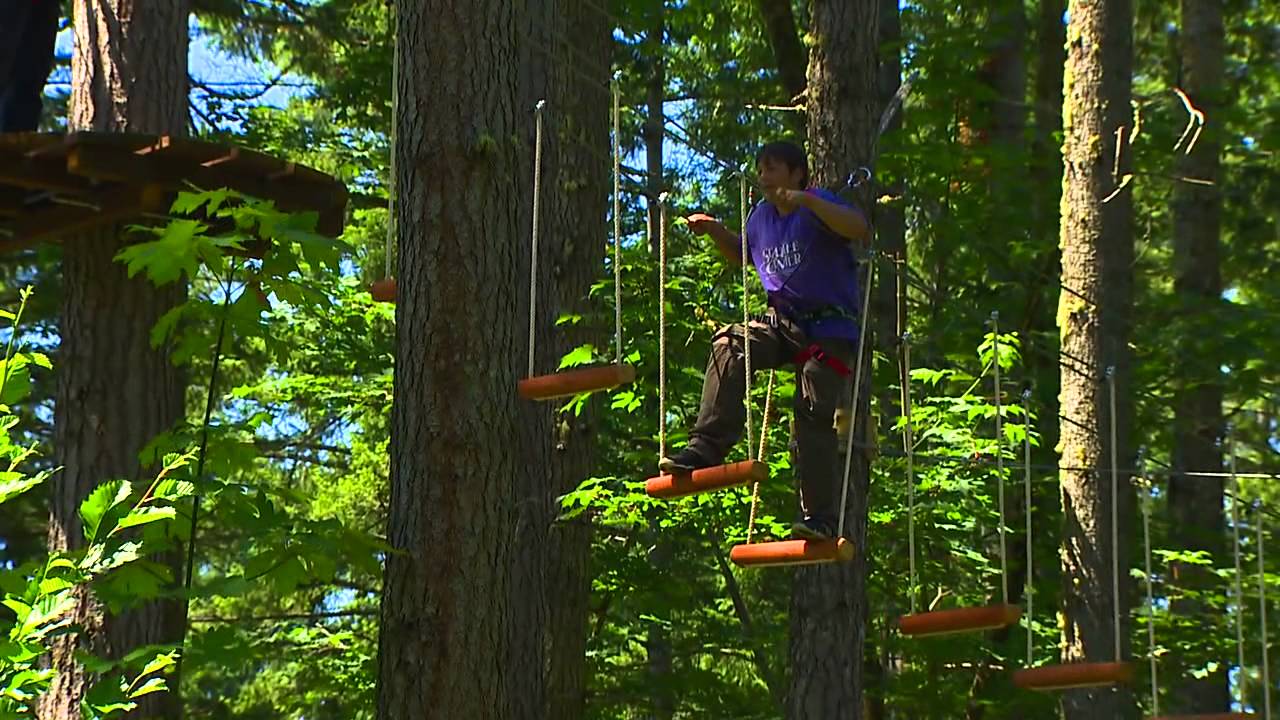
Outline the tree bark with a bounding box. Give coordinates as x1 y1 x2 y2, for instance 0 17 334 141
377 1 524 717
1057 0 1136 717
1167 0 1228 712
754 0 807 103
536 2 610 718
41 2 190 718
791 1 878 718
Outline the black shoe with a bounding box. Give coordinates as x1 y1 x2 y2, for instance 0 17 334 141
657 447 714 474
791 515 838 541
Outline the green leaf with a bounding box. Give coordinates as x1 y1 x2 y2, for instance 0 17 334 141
0 474 42 506
116 507 176 530
79 481 132 542
114 220 206 286
137 651 178 680
557 344 597 370
127 676 167 699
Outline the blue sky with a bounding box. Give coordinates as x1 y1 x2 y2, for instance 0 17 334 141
49 18 302 122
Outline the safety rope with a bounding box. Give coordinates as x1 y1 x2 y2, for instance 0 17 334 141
903 332 917 614
740 173 753 453
836 253 876 539
658 194 668 459
1258 500 1272 718
1139 465 1159 717
527 100 547 378
745 370 776 544
1022 389 1033 665
992 312 1009 606
1107 366 1122 663
612 80 623 365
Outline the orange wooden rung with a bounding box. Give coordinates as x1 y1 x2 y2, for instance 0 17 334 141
899 604 1023 638
1012 662 1134 691
645 460 767 499
1146 707 1254 712
370 277 397 303
729 537 855 568
517 363 636 401
1148 714 1256 719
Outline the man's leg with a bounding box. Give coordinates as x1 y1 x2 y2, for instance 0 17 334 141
658 313 789 472
791 337 855 539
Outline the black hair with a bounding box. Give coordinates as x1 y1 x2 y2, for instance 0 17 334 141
755 141 809 187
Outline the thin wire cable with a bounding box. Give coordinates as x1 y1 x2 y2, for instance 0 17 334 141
1108 366 1122 663
904 332 917 614
1140 474 1159 717
1022 388 1034 666
838 255 877 539
740 174 753 454
658 195 668 459
613 81 623 364
528 100 546 379
1258 503 1272 719
992 312 1009 605
1231 437 1247 708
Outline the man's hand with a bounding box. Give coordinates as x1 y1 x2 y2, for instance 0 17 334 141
685 212 723 236
685 212 744 266
761 185 806 212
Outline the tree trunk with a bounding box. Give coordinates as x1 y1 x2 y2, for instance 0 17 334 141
377 1 524 717
1167 0 1228 712
41 2 190 717
791 1 878 718
1057 0 1136 717
514 1 609 712
507 2 555 716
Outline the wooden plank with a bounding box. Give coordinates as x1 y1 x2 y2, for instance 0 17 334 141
67 143 347 235
2 184 167 247
0 146 96 195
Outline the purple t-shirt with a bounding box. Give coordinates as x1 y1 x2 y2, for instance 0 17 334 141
745 187 863 341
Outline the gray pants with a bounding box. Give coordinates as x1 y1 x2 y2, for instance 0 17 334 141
687 307 855 519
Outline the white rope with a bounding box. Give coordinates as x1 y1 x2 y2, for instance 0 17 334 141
1258 502 1272 719
740 174 753 453
1022 389 1034 665
837 254 876 539
903 333 916 614
386 22 398 281
613 81 623 365
746 371 776 544
992 312 1008 606
1107 366 1121 663
1231 439 1247 707
528 100 547 379
658 195 668 458
1140 471 1159 717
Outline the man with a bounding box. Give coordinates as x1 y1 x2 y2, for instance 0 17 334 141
0 0 60 132
660 140 871 541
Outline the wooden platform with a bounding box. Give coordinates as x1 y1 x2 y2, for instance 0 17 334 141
0 132 348 251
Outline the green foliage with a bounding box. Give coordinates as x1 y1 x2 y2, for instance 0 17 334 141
0 0 1271 716
0 292 190 719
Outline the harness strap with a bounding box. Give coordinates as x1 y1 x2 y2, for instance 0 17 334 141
794 343 851 376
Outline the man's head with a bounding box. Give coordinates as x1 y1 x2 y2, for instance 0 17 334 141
755 141 809 191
